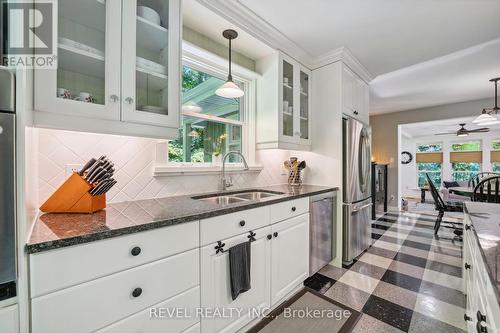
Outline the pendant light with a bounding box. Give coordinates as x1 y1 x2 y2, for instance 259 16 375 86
216 29 244 99
473 77 500 124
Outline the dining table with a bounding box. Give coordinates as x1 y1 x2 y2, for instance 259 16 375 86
448 186 474 198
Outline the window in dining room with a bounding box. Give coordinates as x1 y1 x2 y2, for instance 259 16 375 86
450 141 482 182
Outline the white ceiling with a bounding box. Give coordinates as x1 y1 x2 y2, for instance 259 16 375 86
401 116 500 138
370 39 500 114
183 0 274 61
237 0 500 77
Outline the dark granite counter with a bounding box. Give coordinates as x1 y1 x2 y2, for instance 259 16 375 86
27 184 337 254
464 202 500 304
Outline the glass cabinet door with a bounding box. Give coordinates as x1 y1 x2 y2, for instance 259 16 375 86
35 0 122 120
121 0 181 127
282 59 294 138
299 69 309 141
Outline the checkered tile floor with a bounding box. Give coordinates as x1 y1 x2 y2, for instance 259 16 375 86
304 211 466 333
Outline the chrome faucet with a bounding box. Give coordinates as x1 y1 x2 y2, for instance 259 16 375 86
221 151 249 191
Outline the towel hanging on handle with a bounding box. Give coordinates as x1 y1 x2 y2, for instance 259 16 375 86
228 241 251 300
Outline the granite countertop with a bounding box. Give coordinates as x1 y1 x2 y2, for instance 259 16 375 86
27 184 338 254
464 202 500 304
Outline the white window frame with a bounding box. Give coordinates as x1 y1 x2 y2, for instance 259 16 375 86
450 140 482 182
154 41 262 176
415 142 443 187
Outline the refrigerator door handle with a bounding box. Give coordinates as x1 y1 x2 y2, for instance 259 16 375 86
352 202 373 213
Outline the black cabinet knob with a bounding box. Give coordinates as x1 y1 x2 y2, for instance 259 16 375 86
476 322 487 333
354 110 359 115
131 247 141 256
267 234 272 240
477 310 487 322
465 225 471 230
273 232 278 238
132 288 142 298
465 263 471 270
291 206 296 212
239 220 246 227
464 314 472 322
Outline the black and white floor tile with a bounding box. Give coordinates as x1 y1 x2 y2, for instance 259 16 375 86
304 211 466 333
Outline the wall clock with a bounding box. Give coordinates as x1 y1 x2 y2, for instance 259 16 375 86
401 151 413 164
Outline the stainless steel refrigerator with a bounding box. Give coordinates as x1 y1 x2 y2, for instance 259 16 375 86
342 116 372 265
0 68 16 301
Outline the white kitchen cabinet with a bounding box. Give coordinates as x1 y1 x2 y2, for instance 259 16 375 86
34 0 181 139
256 51 311 150
0 304 19 333
342 65 369 124
271 214 309 305
32 249 199 333
463 214 500 333
200 226 272 333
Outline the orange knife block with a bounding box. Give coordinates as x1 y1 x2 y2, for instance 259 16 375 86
40 172 106 213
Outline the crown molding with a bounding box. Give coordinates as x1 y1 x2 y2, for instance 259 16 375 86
196 0 314 67
196 0 374 82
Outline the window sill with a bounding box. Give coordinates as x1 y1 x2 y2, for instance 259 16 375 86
154 164 264 176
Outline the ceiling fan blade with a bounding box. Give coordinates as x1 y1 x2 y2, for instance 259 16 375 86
434 132 455 136
467 128 490 133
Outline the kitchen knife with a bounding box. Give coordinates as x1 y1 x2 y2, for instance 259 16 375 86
78 158 96 176
87 166 104 183
95 180 116 195
90 179 113 195
89 168 107 184
84 160 102 179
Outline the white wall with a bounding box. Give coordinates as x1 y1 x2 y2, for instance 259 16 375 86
399 131 500 199
36 128 296 205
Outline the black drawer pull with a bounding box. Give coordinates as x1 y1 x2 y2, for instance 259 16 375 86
239 220 246 227
476 322 487 333
354 110 359 115
291 206 296 212
477 310 486 322
273 232 278 238
464 314 472 322
465 263 471 270
132 288 142 298
267 234 272 240
131 246 141 256
465 225 471 230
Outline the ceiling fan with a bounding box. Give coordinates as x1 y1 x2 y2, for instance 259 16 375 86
435 123 490 137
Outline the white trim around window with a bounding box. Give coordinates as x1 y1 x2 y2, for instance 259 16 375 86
154 41 262 176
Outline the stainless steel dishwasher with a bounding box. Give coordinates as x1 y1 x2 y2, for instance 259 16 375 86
309 191 336 275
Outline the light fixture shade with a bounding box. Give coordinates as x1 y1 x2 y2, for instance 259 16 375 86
457 133 469 137
473 112 496 124
182 101 202 113
476 119 500 126
215 80 244 98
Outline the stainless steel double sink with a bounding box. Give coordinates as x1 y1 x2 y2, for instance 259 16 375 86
192 190 284 205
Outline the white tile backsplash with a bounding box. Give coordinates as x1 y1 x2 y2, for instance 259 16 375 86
37 129 289 204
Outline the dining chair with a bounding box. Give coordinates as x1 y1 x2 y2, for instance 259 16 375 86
468 172 500 188
425 173 463 237
472 175 500 203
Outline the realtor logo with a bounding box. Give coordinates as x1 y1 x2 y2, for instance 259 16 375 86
1 0 57 68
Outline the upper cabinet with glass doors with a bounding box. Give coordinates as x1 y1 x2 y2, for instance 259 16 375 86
34 0 181 139
256 51 312 151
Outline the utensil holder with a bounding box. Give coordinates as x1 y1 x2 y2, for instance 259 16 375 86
40 172 106 213
288 169 302 186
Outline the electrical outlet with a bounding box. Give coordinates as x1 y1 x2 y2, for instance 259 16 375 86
66 164 82 178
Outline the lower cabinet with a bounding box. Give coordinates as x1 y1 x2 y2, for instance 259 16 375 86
463 215 500 333
271 214 309 305
200 227 272 333
0 304 19 333
200 213 310 333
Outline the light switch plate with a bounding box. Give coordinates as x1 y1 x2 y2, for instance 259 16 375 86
66 164 82 178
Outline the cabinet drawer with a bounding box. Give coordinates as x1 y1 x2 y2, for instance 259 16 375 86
30 221 199 297
200 207 270 246
31 249 199 333
269 198 309 223
97 286 200 333
0 304 18 333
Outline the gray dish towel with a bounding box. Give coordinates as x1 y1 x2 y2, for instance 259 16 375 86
229 241 251 300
